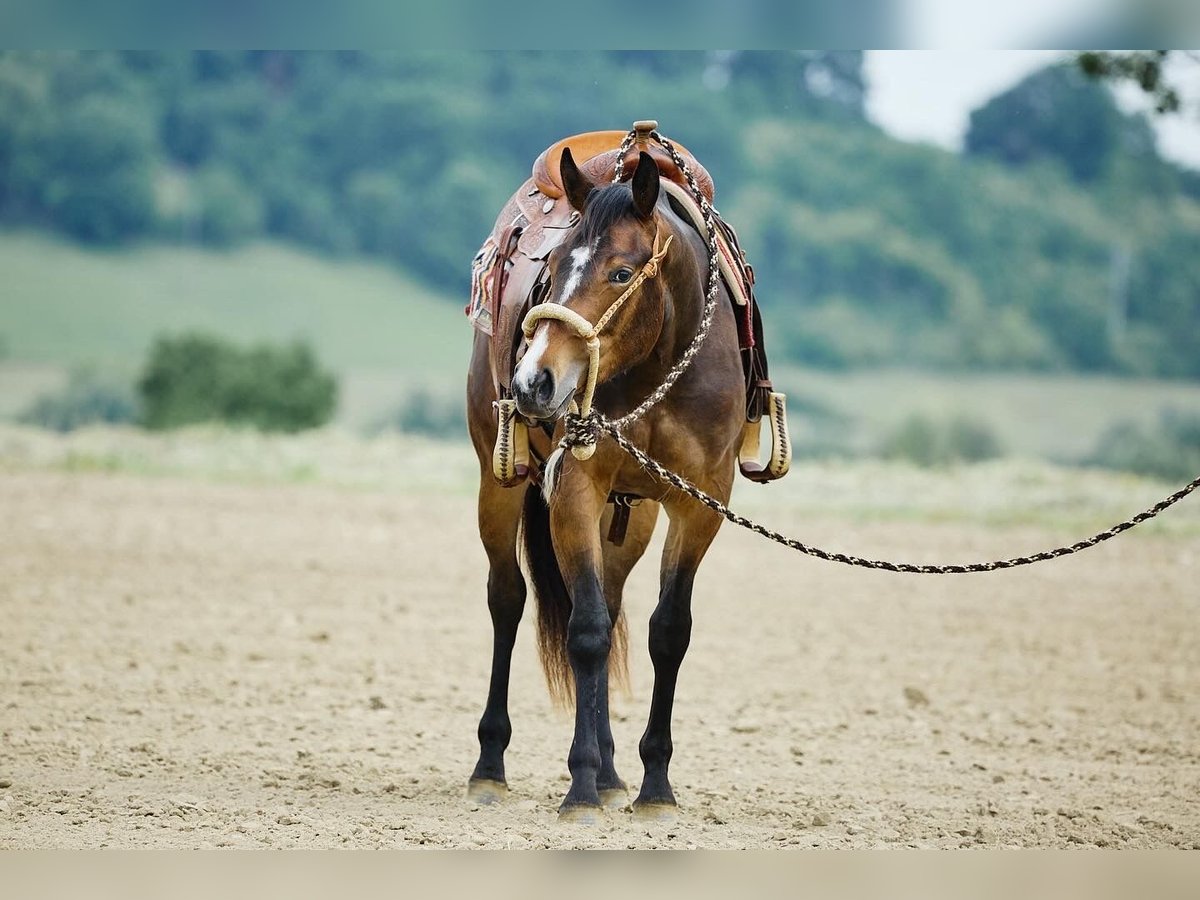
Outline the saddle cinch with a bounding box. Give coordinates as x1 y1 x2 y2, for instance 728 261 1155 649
467 120 791 491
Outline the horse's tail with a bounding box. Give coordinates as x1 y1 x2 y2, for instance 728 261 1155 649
520 484 627 707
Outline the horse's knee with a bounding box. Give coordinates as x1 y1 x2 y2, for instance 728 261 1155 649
486 565 525 622
566 609 611 667
561 568 610 666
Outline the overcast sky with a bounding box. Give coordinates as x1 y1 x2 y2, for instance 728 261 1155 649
864 50 1200 169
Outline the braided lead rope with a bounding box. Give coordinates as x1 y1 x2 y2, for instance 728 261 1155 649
570 128 1200 572
605 425 1199 573
607 131 722 432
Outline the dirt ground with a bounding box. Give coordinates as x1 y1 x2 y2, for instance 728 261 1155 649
1 469 1197 848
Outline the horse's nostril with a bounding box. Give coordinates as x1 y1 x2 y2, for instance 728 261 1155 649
534 368 555 406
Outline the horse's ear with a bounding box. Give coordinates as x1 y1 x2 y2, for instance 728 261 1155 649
631 151 659 220
560 147 594 213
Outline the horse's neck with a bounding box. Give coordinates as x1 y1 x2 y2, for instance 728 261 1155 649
610 217 703 402
654 217 705 373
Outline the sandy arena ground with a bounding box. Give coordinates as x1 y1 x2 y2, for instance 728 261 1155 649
1 468 1197 848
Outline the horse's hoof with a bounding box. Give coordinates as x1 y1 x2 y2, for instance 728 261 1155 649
558 803 604 825
466 778 507 805
632 801 678 823
598 788 630 811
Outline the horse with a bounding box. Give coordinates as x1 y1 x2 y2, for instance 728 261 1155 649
464 146 746 821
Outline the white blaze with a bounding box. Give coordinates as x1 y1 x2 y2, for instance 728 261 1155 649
559 240 596 302
512 238 596 401
513 325 551 393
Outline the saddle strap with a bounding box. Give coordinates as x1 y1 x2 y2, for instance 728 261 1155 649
605 492 642 546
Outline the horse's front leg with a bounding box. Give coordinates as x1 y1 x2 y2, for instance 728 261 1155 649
633 495 724 820
595 500 659 809
550 473 612 821
467 478 527 804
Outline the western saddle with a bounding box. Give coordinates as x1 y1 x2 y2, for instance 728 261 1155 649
468 121 791 510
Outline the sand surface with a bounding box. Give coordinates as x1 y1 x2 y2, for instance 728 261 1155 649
1 469 1197 848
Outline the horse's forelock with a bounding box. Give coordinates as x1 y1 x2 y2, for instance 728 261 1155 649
577 183 638 247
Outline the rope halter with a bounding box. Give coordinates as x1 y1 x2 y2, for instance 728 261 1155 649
520 225 674 460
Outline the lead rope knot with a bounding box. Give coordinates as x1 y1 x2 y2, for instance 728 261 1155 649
563 409 602 457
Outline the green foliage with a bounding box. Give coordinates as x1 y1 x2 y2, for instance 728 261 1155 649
733 113 1200 378
138 333 337 432
36 96 158 242
0 51 1198 380
965 64 1154 184
192 164 265 246
1078 51 1180 114
1088 409 1200 482
18 366 138 431
879 414 1005 468
0 51 861 274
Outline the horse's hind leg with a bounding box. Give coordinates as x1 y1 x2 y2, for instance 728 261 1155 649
595 500 660 809
633 495 724 820
467 477 527 804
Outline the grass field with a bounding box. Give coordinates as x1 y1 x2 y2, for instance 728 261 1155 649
779 366 1200 462
3 231 1200 458
0 231 469 373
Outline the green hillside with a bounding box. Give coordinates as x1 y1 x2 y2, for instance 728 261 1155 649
3 52 1197 379
0 231 468 374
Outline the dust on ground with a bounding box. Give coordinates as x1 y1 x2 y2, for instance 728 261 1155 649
1 467 1197 848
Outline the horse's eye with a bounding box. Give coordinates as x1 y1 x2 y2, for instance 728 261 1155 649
610 268 634 285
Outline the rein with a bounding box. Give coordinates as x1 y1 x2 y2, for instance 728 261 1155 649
526 127 1199 573
520 226 673 459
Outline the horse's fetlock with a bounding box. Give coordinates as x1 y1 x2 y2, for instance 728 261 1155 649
568 742 602 776
477 713 512 749
639 733 673 768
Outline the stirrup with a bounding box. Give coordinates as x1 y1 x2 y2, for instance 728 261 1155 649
738 392 791 483
492 399 530 487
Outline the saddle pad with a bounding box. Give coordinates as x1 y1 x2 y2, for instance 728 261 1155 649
467 236 499 335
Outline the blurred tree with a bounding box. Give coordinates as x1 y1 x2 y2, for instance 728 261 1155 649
0 51 1197 379
1078 51 1182 113
35 94 158 242
18 366 138 431
139 333 337 432
965 63 1156 183
192 164 264 246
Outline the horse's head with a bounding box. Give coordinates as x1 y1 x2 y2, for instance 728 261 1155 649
512 148 668 421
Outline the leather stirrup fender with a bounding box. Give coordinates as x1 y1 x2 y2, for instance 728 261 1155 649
492 399 530 487
738 392 792 483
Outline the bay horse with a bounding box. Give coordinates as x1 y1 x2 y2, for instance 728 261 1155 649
465 148 745 821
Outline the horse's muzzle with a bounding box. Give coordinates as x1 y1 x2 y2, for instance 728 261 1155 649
512 366 565 421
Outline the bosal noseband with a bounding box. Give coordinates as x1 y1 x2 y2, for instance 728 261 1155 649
520 225 674 460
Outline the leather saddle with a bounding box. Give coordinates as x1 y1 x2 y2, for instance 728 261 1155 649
467 121 790 489
532 130 715 205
